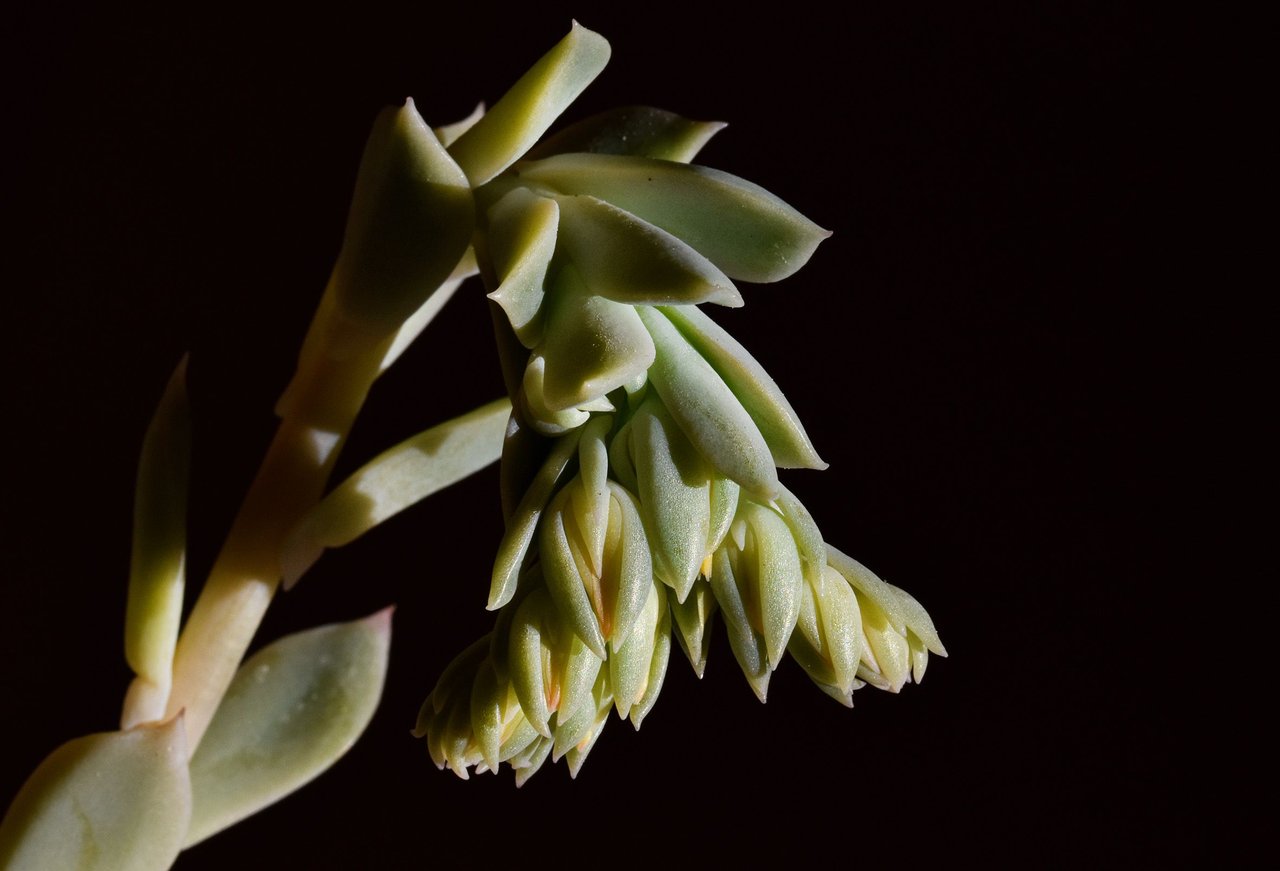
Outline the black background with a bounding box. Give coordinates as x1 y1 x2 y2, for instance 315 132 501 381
2 4 1219 866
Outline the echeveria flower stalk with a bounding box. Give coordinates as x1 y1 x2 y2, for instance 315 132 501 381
415 24 945 785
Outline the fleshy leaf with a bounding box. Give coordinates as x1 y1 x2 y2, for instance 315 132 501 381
185 609 392 847
671 577 718 679
737 500 804 669
517 152 830 282
525 105 725 163
709 549 770 701
282 398 510 588
660 304 826 469
449 22 611 185
636 306 778 500
555 194 742 307
326 99 475 339
538 265 655 412
434 102 485 147
608 580 664 719
490 427 583 610
632 395 713 602
122 356 191 728
0 717 191 871
486 188 559 348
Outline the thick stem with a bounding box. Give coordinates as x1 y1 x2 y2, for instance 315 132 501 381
163 340 381 754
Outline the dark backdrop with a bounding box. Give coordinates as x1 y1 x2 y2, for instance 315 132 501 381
2 5 1215 866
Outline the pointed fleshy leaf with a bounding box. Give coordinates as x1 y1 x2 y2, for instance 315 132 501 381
539 487 608 659
526 105 726 163
629 587 671 729
539 266 655 412
122 357 190 728
773 487 827 590
632 395 712 602
282 398 510 588
329 99 475 338
889 583 948 657
486 189 559 348
517 152 830 282
671 577 717 679
470 659 509 773
827 546 911 635
788 563 863 697
608 580 664 720
509 589 560 736
661 304 825 469
707 476 741 562
908 631 931 684
185 609 391 846
448 23 611 185
0 718 190 871
572 415 614 578
512 736 554 787
709 549 771 701
738 500 804 669
556 194 742 307
489 427 583 610
855 591 912 693
636 305 778 500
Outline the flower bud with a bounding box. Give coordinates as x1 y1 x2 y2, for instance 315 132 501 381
540 477 653 658
508 588 602 737
788 563 864 706
827 546 947 693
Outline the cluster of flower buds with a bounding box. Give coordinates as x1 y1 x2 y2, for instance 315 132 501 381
413 24 945 783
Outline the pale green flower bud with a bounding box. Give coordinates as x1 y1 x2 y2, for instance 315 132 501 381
788 563 865 706
827 545 947 693
540 477 653 658
508 588 603 738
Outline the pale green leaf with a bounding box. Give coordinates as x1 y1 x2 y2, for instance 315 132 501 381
489 428 583 610
660 304 825 469
0 718 191 871
671 576 717 679
123 356 190 728
328 98 475 337
555 194 742 307
185 609 392 847
538 265 655 412
708 549 770 701
517 152 830 282
449 22 611 185
486 189 559 348
739 500 803 669
632 395 712 602
281 397 510 588
636 306 778 500
525 105 725 163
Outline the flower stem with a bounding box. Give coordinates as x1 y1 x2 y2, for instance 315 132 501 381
163 340 384 754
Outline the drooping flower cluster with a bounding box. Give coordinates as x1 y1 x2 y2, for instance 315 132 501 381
413 24 945 783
